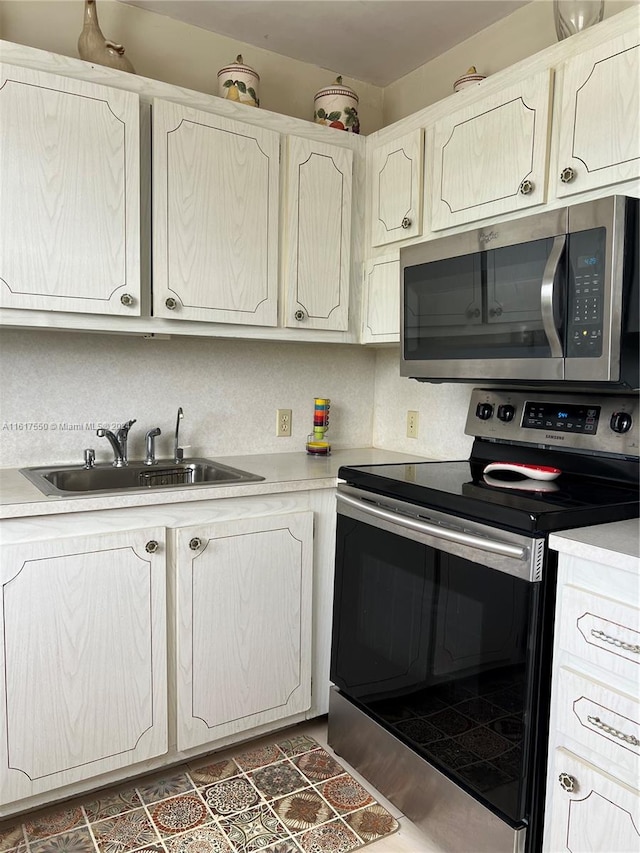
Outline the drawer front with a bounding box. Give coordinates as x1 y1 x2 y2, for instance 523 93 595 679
558 584 640 681
556 666 639 784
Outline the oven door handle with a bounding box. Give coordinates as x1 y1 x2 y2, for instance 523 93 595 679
337 492 527 560
540 233 566 359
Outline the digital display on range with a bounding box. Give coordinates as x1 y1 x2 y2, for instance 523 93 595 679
523 402 600 433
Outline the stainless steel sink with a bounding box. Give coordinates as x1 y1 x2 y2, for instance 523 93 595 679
20 458 265 497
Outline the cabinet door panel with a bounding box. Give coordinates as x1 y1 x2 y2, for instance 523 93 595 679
546 748 640 852
0 528 167 805
176 511 313 751
556 32 640 197
283 136 352 331
431 71 552 230
153 99 279 325
362 254 400 343
370 130 423 246
0 64 140 315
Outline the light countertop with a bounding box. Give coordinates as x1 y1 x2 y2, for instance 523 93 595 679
0 448 429 520
550 519 640 572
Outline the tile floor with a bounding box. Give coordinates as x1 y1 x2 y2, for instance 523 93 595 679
0 719 436 853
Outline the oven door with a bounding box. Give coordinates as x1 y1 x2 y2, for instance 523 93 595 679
330 485 548 828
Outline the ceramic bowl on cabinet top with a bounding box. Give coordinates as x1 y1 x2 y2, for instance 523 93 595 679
453 66 486 92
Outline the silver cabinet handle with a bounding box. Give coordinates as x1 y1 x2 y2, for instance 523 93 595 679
560 166 576 183
145 540 159 554
294 309 305 321
189 537 202 551
519 179 534 195
540 234 566 359
120 293 134 306
590 628 640 654
558 772 577 793
165 297 178 310
401 216 411 229
587 715 640 747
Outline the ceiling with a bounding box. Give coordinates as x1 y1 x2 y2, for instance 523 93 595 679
116 0 531 86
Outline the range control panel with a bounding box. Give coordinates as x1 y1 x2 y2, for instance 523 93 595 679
465 389 639 457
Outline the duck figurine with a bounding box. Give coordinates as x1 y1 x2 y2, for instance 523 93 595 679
78 0 135 74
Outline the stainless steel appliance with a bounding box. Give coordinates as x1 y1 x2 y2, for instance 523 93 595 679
400 195 639 387
328 388 639 853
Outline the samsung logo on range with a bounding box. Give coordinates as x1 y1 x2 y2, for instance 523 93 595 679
546 434 564 441
479 230 499 245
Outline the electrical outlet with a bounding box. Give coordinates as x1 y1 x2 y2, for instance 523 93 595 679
407 410 419 439
276 409 292 437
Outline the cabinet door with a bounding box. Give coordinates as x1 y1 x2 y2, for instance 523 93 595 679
361 254 400 343
555 32 640 198
546 747 640 852
0 528 167 805
0 63 140 315
370 129 423 246
176 511 313 751
153 99 279 325
430 71 552 231
283 135 352 332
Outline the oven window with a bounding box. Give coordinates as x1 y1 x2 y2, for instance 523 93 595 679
331 514 541 826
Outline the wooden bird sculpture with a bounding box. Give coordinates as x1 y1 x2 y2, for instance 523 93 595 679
78 0 135 74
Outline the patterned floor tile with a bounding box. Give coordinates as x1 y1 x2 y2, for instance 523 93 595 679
263 842 302 853
187 759 239 788
92 807 159 853
249 762 307 800
203 777 261 816
271 790 332 832
218 804 290 852
28 828 96 853
136 773 195 805
0 825 25 852
24 807 86 841
343 805 399 842
148 794 211 837
233 744 282 772
276 736 318 759
292 751 343 784
163 827 234 853
319 776 373 815
83 786 143 821
296 819 360 853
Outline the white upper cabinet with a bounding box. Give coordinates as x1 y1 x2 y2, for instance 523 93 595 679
430 70 553 231
282 135 352 332
0 63 140 315
555 31 640 198
152 98 279 326
370 129 423 246
361 254 400 343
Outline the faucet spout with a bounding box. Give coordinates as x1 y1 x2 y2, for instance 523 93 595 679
174 407 184 463
97 419 136 467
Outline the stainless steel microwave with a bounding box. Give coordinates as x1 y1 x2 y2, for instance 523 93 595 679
401 196 639 389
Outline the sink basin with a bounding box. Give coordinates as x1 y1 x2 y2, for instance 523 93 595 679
20 458 265 497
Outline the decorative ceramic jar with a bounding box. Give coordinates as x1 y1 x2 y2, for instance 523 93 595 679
313 76 360 133
553 0 605 39
217 55 260 107
453 66 486 92
77 0 135 73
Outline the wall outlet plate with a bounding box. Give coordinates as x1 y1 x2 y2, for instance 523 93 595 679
277 409 292 437
407 410 419 439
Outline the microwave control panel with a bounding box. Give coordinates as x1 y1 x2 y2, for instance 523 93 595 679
566 228 605 359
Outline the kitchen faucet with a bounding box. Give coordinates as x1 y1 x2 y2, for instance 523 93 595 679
174 407 184 462
96 419 136 467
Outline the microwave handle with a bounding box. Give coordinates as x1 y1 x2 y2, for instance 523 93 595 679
540 234 566 358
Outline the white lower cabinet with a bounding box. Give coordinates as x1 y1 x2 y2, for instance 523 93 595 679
0 527 168 806
175 511 314 751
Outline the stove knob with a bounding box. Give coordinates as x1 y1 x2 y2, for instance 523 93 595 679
476 402 494 421
497 404 516 423
610 411 633 434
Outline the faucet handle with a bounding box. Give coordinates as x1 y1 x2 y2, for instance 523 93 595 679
118 418 137 437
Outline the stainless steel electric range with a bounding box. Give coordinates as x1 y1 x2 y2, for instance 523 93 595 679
328 388 639 853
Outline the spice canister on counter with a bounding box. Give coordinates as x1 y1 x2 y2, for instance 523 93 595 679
313 76 360 133
217 54 260 107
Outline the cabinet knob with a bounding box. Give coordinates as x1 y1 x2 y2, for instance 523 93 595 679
120 293 134 307
145 540 159 554
519 179 534 195
294 309 306 321
165 297 178 310
560 166 576 184
558 772 577 793
401 216 412 229
189 537 202 551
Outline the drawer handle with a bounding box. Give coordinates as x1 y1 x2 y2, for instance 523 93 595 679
558 772 577 793
587 715 640 747
590 628 640 654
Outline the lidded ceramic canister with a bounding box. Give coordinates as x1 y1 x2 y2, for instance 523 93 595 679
314 76 360 133
217 54 260 107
